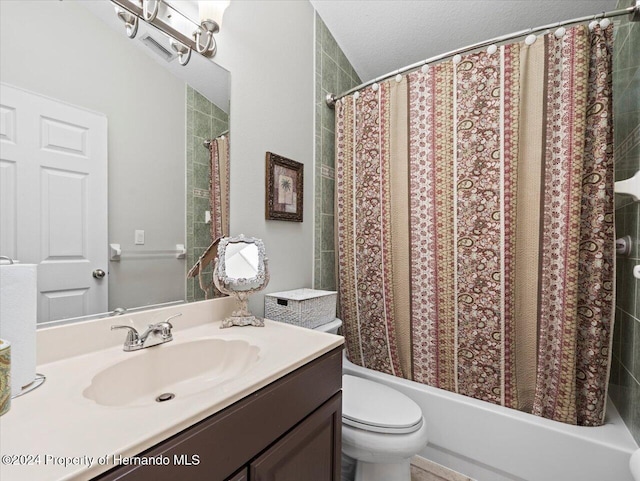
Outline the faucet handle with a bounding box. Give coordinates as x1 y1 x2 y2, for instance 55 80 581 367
164 313 182 324
111 325 140 345
158 325 173 341
156 313 180 340
156 313 181 339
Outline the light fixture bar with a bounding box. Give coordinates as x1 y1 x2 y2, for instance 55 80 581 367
111 0 216 58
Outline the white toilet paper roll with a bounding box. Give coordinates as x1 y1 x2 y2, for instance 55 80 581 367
0 264 37 396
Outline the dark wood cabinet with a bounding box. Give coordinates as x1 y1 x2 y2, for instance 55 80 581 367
94 347 342 481
227 468 248 481
250 393 341 481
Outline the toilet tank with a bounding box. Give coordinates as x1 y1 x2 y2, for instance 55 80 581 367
313 318 342 335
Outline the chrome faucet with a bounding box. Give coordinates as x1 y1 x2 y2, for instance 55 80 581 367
111 313 181 351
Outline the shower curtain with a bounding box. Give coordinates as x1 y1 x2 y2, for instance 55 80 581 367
335 25 614 426
210 134 230 241
187 134 230 299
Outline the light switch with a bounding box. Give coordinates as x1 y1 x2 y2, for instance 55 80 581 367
205 211 211 224
135 230 145 245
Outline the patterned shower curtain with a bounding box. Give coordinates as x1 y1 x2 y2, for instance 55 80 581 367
191 134 229 299
335 25 614 426
210 134 230 240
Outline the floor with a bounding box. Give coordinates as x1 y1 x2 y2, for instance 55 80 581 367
411 456 475 481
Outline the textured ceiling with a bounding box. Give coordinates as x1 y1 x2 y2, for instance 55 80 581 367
311 0 618 84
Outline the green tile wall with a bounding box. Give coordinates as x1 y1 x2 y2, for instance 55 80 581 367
186 85 229 302
610 0 640 444
314 13 361 290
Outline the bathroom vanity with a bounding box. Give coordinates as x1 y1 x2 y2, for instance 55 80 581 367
0 297 343 481
95 347 342 481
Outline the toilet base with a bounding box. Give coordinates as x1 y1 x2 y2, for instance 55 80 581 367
341 453 356 481
354 458 411 481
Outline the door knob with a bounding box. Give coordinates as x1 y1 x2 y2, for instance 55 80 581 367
93 269 106 279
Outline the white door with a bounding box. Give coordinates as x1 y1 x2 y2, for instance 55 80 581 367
0 83 108 323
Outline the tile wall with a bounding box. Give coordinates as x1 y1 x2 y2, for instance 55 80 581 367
314 13 361 290
610 0 640 444
186 85 229 302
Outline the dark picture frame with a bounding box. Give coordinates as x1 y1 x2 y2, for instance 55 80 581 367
265 152 303 222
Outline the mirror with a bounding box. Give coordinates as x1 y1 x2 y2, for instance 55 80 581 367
213 235 269 328
0 1 230 325
223 243 261 289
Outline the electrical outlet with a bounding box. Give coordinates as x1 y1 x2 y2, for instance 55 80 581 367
135 230 145 245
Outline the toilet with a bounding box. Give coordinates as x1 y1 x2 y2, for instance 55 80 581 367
314 319 429 481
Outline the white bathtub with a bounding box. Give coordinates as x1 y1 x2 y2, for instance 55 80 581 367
343 356 638 481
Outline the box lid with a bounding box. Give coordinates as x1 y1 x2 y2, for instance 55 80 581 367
265 288 337 301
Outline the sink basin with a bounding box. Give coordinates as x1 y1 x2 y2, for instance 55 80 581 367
83 339 260 407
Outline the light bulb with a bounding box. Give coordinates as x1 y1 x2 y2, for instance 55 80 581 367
199 1 230 30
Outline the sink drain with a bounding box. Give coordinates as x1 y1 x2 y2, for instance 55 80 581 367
156 392 175 402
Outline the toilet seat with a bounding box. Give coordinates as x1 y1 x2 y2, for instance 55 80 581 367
342 375 423 434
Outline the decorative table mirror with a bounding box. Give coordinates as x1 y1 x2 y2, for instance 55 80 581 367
213 235 269 328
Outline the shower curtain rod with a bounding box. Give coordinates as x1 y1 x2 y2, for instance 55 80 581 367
203 129 229 148
326 2 640 108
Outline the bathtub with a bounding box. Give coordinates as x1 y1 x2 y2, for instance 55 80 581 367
343 356 638 481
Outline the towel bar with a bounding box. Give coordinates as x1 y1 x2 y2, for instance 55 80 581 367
109 243 186 261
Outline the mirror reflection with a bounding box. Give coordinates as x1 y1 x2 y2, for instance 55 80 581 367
224 243 260 283
0 0 230 325
214 236 269 328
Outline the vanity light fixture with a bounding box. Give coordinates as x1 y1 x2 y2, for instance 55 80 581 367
111 0 230 66
114 5 139 39
142 0 160 21
170 38 192 66
194 1 230 54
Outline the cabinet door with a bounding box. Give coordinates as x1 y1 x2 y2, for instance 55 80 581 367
250 392 342 481
226 468 248 481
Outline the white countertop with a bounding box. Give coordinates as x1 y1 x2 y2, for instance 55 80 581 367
0 298 343 481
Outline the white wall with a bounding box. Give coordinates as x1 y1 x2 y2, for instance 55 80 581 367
0 1 186 312
214 1 316 315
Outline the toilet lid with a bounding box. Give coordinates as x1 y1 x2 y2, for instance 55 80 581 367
342 375 423 434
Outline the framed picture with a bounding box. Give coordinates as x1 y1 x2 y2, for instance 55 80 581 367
265 152 304 222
